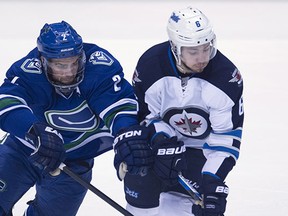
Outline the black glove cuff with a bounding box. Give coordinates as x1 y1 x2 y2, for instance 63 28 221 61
203 174 229 197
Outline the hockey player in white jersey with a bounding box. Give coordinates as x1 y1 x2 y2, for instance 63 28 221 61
123 7 244 216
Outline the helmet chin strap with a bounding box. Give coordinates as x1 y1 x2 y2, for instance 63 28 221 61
176 61 194 74
55 86 75 99
170 43 195 75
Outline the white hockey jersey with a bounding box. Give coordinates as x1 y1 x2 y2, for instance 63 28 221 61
132 41 244 179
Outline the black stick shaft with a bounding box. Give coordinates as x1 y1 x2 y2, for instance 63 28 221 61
61 165 133 216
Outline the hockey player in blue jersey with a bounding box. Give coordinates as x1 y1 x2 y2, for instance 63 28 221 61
124 7 244 216
0 21 153 216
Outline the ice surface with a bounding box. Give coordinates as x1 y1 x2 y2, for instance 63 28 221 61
0 1 287 215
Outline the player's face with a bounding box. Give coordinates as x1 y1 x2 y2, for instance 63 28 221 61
47 56 79 85
180 43 211 73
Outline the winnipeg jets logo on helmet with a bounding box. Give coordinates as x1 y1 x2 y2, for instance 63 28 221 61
170 12 180 23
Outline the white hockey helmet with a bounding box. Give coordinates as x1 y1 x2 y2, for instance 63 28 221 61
167 7 217 65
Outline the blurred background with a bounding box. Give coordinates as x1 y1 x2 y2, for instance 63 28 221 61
0 0 288 215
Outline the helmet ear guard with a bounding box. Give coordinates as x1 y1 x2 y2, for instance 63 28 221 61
37 21 85 95
167 7 217 65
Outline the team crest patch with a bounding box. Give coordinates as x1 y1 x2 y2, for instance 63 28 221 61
163 108 211 139
132 69 141 86
20 58 42 74
174 114 202 134
89 51 114 66
45 101 99 132
0 179 6 192
229 68 243 86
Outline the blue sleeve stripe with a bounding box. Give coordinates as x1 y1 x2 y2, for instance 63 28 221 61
212 127 242 139
203 143 239 159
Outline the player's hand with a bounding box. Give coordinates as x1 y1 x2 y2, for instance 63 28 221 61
151 133 186 186
192 174 228 216
25 122 66 175
113 125 154 180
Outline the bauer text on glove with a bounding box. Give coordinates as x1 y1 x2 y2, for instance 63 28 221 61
192 174 229 216
151 133 186 186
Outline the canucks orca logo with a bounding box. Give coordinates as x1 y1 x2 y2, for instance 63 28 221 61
45 101 99 132
20 58 42 74
163 107 211 139
0 179 6 192
89 51 114 66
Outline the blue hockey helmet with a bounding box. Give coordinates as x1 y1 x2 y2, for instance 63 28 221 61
37 20 83 59
37 21 85 95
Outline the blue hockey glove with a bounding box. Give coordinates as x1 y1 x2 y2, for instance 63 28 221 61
25 122 66 175
192 174 229 216
113 125 154 180
151 133 186 186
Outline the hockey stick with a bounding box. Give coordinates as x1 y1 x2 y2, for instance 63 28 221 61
57 163 133 216
178 174 203 206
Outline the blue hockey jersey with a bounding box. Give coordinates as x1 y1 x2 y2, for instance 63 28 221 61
132 41 244 180
0 43 138 160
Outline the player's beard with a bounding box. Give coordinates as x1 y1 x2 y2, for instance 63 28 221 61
58 77 76 85
192 63 208 73
51 73 77 85
177 61 208 74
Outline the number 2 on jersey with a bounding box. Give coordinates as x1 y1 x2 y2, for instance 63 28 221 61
112 75 121 92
